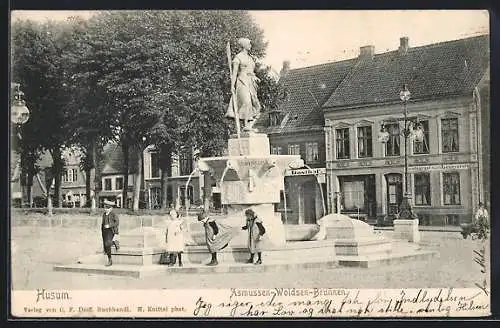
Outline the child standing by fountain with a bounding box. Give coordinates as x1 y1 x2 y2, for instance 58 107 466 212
242 208 266 265
165 208 185 267
197 211 236 266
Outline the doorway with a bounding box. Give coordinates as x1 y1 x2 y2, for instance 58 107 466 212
302 180 316 224
385 173 403 215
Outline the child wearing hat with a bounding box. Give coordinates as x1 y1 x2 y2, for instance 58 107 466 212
101 200 119 266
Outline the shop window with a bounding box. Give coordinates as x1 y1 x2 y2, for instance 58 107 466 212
115 177 124 190
271 145 282 155
413 121 429 154
441 118 459 153
357 126 373 158
287 144 300 155
443 172 460 205
342 181 364 211
104 178 112 191
385 123 400 156
305 142 319 163
414 173 431 205
150 152 161 178
336 128 350 159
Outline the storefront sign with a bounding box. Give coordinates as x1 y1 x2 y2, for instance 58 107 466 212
286 168 326 177
408 163 471 172
285 168 326 183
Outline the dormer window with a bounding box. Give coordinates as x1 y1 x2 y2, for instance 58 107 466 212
269 111 281 127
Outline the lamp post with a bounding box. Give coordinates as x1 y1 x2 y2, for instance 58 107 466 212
379 84 422 221
11 83 30 205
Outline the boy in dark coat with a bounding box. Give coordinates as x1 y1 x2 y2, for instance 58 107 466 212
102 200 119 266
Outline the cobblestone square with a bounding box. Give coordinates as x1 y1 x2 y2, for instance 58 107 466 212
11 224 490 291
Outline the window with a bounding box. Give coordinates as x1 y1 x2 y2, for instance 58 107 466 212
385 123 400 156
62 169 77 182
150 187 161 209
179 151 193 176
115 177 124 190
357 126 373 158
104 178 112 191
287 144 300 155
179 186 193 206
269 112 281 127
443 172 460 205
441 118 459 153
413 121 430 154
306 142 319 163
271 145 283 155
150 152 160 178
414 173 431 205
342 180 364 211
336 128 350 159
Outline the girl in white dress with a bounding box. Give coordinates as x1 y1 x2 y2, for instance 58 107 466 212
165 209 185 267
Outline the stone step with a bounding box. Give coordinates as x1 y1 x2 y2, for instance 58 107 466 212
54 246 437 278
54 260 339 278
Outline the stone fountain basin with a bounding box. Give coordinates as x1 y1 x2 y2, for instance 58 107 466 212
185 220 320 244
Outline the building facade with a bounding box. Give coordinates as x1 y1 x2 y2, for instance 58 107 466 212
254 58 358 224
322 35 489 224
95 143 138 208
143 146 205 210
60 150 87 207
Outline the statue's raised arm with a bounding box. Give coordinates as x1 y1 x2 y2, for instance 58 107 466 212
225 38 262 132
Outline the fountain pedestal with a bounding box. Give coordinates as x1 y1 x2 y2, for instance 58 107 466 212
182 132 300 263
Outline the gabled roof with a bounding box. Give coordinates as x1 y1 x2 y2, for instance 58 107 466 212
323 35 489 109
255 58 357 134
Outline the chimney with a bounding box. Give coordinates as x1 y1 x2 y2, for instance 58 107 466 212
280 60 291 78
359 45 375 60
399 37 409 55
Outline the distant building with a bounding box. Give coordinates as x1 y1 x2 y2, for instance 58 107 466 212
95 143 139 208
143 146 205 210
59 149 87 207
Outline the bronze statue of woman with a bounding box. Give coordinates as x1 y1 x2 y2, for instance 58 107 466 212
225 38 262 132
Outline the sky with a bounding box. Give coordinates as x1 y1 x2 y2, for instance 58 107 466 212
11 10 489 73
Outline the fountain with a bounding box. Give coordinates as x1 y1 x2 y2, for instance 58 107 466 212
180 131 302 264
53 131 437 277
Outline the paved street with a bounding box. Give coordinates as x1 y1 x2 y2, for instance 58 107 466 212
10 222 490 291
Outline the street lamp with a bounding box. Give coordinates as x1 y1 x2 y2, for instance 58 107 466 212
11 83 30 206
378 84 422 221
11 83 30 127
